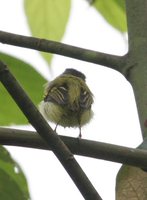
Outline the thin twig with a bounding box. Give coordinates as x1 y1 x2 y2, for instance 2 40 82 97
0 61 102 200
0 30 126 72
0 127 147 169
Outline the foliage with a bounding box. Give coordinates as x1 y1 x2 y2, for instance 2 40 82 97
93 0 127 32
0 146 30 199
24 0 71 65
0 52 46 125
116 165 147 200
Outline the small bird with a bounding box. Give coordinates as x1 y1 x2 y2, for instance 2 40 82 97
39 68 94 137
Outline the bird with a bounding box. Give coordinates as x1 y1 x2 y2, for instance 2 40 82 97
39 68 94 137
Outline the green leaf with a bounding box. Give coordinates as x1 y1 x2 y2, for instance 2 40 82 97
93 0 127 32
0 52 46 125
0 146 30 200
24 0 71 65
116 165 147 200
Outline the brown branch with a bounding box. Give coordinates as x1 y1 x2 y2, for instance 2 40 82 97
0 30 126 72
0 127 147 170
0 61 102 200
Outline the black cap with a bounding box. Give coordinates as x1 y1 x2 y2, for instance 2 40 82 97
63 68 86 81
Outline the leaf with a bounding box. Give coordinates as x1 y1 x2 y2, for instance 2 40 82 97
0 146 30 199
93 0 127 32
24 0 71 65
0 52 46 125
116 165 147 200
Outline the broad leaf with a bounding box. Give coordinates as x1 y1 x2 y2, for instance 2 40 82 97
0 146 30 199
93 0 127 32
116 165 147 200
0 52 46 125
24 0 71 65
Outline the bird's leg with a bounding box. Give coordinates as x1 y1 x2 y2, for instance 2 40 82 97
54 118 62 133
54 123 58 133
77 116 82 138
78 125 82 138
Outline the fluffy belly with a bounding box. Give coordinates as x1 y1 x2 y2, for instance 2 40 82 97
39 101 93 128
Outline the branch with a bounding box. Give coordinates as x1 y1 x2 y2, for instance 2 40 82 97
0 61 102 200
0 127 147 170
125 0 147 138
0 30 126 72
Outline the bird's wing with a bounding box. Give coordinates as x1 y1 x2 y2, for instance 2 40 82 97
79 89 93 109
44 84 68 105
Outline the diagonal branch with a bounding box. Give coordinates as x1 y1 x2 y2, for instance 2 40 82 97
1 127 147 170
0 30 126 72
0 61 102 200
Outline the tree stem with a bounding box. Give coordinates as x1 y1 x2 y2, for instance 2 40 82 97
0 30 125 72
1 127 147 169
126 0 147 138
